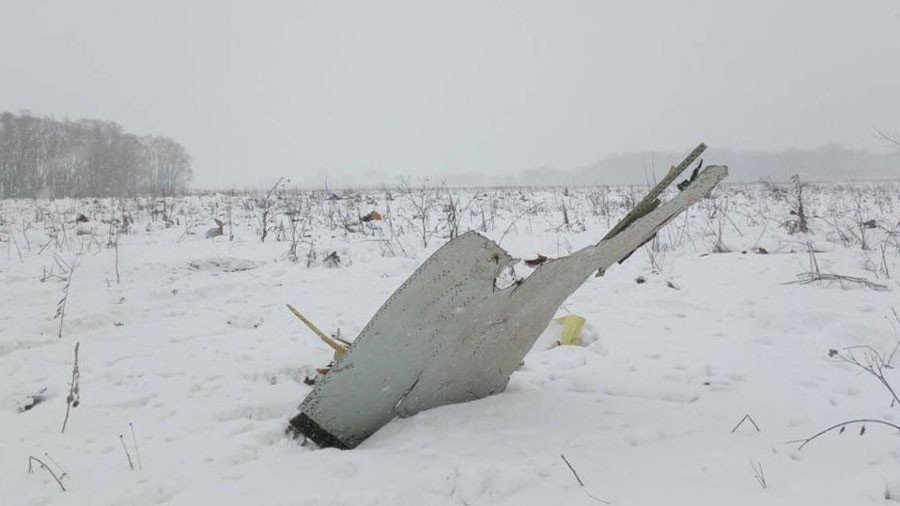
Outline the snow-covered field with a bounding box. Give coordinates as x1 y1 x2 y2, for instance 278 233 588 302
2 180 900 505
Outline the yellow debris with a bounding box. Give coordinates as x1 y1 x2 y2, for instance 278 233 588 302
554 315 586 346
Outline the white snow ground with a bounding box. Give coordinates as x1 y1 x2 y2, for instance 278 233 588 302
1 182 899 505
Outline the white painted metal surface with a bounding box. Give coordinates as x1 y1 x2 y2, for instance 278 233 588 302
291 166 728 448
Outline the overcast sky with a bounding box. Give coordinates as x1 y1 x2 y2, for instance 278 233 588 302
3 0 899 187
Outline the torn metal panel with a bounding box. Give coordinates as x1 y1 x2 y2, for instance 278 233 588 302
602 142 706 241
290 165 728 449
290 232 514 449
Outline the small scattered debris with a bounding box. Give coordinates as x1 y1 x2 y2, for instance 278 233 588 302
286 304 349 382
666 280 680 290
361 211 383 222
756 247 769 254
555 315 586 346
524 254 551 267
286 304 347 359
323 251 341 268
205 218 224 239
17 387 48 413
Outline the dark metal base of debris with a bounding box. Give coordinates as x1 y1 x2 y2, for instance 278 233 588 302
288 412 349 449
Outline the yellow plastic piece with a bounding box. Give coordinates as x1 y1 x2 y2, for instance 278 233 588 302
554 315 586 346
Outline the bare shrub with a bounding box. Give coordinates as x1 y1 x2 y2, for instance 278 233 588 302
53 255 78 339
251 177 287 242
792 309 900 450
61 342 81 433
397 177 436 248
763 174 809 234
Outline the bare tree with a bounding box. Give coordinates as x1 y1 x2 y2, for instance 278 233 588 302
250 177 286 243
875 127 900 151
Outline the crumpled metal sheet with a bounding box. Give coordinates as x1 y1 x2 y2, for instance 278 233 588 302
290 165 728 449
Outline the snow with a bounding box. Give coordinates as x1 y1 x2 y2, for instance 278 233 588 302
1 182 899 505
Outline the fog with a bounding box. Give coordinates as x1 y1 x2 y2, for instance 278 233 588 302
3 0 899 188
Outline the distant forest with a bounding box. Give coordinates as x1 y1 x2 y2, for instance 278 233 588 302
0 111 192 198
514 144 900 187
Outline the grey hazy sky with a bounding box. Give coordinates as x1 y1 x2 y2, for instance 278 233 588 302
3 0 900 187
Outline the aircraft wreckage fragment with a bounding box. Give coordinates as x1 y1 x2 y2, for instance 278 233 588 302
289 143 728 449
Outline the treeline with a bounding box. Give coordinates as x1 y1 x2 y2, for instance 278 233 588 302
0 111 192 198
519 144 900 187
